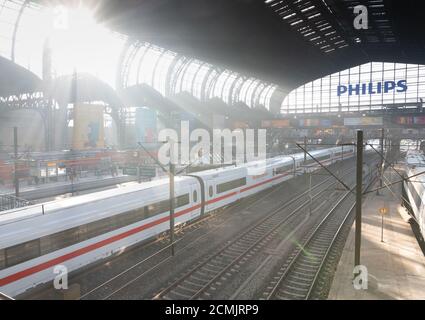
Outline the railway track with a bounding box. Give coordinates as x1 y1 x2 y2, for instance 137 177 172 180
152 169 355 300
264 173 377 300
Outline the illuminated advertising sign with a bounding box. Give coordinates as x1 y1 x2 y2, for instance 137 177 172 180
136 107 157 143
72 104 105 150
344 117 383 126
233 121 250 129
298 119 332 127
337 80 407 96
261 119 290 128
395 116 425 125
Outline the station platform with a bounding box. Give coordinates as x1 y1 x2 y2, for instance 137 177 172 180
329 167 425 300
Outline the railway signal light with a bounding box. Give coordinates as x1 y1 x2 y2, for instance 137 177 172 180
379 204 389 243
378 207 388 215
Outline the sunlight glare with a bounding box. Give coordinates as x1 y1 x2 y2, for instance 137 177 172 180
47 5 125 88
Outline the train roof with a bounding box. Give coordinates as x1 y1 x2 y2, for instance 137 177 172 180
406 166 425 185
406 151 425 168
405 151 425 185
0 175 194 229
190 147 347 178
0 146 351 247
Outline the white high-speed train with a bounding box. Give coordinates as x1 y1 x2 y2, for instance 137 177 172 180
0 146 354 297
404 150 425 238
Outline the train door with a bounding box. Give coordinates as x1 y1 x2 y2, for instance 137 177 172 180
190 183 203 219
205 180 215 212
185 175 206 217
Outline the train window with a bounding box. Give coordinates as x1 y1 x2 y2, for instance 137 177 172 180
305 154 329 165
82 216 118 241
156 200 170 214
193 190 198 202
6 239 40 268
0 249 5 270
147 200 170 216
5 194 189 269
216 177 246 194
115 209 144 229
76 225 89 243
176 194 190 207
146 203 157 216
275 165 292 175
40 227 80 254
209 186 213 197
318 155 330 161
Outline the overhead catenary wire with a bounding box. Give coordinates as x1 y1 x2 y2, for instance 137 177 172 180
296 143 352 192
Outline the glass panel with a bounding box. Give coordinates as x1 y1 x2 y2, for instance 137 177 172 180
244 79 261 108
192 63 211 100
0 249 5 270
153 50 176 96
221 72 238 104
40 227 80 254
6 239 40 267
211 71 230 101
179 60 200 95
216 177 246 194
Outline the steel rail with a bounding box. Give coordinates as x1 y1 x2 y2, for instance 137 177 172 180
153 169 354 300
305 174 378 299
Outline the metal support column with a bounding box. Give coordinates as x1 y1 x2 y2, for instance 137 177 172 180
13 127 19 198
379 128 384 189
169 139 175 256
354 130 363 268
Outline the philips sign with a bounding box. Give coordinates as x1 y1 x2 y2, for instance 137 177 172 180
337 80 407 96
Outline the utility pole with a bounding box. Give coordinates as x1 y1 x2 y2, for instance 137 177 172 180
13 127 19 198
304 136 307 163
138 141 177 257
380 128 385 189
354 130 363 269
137 150 142 184
309 172 312 215
376 128 385 195
169 138 176 257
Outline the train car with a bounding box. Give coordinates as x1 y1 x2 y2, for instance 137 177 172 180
0 177 201 296
0 146 355 297
404 150 425 238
